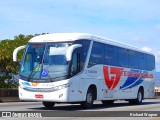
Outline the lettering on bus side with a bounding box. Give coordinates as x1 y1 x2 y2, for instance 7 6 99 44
87 70 97 74
122 71 153 79
103 66 154 90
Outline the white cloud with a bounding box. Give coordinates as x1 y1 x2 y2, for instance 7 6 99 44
131 37 144 42
141 47 152 53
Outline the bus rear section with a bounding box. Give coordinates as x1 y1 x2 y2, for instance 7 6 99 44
85 39 155 106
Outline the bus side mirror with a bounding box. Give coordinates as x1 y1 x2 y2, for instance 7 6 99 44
66 44 82 61
13 45 26 62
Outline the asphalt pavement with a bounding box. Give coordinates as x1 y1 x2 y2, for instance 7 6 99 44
0 99 159 120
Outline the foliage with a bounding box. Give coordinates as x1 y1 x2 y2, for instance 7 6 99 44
0 34 35 88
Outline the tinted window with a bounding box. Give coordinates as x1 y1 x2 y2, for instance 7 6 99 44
105 45 117 66
75 40 90 70
88 42 105 67
139 53 147 70
71 53 78 73
117 47 128 67
85 40 155 71
147 55 155 71
128 50 138 69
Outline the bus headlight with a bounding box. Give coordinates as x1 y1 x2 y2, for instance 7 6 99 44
53 83 70 91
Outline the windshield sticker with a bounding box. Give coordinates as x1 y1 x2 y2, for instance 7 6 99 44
41 69 48 77
35 67 41 71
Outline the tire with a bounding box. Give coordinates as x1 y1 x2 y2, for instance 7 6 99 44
136 89 143 104
81 88 94 109
129 89 143 105
42 101 55 109
101 100 114 105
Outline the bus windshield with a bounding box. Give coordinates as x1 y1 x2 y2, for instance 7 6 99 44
20 43 72 82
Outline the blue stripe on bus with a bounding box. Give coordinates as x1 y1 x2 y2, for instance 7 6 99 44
121 69 144 90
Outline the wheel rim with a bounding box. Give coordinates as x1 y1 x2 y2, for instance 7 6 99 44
138 91 142 102
87 92 93 103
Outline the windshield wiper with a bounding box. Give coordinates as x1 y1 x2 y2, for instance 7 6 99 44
27 63 41 81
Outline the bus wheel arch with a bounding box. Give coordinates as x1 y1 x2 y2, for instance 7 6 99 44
139 86 144 99
81 84 97 109
129 86 144 105
89 84 97 100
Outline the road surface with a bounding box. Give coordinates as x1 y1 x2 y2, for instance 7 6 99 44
0 99 159 120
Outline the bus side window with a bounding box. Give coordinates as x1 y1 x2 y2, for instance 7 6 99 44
105 45 117 66
117 47 128 68
88 42 105 67
70 52 80 76
75 40 91 70
139 53 147 70
71 54 78 73
147 55 155 71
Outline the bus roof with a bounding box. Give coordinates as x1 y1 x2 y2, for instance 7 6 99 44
29 33 92 43
29 33 154 56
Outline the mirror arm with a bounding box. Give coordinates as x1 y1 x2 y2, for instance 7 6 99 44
66 44 82 61
13 45 26 62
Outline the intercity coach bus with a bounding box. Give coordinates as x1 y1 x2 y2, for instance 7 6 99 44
13 33 155 109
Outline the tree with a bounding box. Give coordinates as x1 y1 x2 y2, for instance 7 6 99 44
0 34 35 88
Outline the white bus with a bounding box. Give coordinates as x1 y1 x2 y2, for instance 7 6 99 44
13 33 155 109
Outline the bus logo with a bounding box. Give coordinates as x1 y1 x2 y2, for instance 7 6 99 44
32 83 39 86
103 66 123 90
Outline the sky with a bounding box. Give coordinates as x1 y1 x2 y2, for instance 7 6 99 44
0 0 160 71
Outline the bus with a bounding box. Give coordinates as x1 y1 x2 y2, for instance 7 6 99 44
13 33 155 109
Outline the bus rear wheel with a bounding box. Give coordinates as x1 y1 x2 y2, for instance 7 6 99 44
81 88 94 109
129 89 143 105
42 101 55 109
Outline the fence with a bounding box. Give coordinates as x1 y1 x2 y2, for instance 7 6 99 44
0 89 19 102
0 88 18 97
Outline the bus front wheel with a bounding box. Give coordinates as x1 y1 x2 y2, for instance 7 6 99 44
81 88 94 109
42 101 55 109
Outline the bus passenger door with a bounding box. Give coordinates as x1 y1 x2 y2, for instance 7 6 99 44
69 50 82 101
